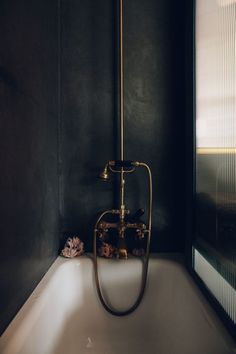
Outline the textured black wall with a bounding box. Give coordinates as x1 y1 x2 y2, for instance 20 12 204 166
0 0 59 334
61 0 186 252
0 0 188 337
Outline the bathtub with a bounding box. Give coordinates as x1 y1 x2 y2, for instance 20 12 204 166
0 254 235 354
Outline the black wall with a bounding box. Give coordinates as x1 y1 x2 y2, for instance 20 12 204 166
0 0 188 335
61 0 186 252
0 0 60 334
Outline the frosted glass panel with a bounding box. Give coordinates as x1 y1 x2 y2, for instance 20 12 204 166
196 0 236 149
195 0 236 324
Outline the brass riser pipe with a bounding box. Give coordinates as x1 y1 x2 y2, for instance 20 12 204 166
119 0 124 162
119 0 125 209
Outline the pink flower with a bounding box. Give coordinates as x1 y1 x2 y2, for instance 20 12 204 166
98 242 115 258
61 237 84 258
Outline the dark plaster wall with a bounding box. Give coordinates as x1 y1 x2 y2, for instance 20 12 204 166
0 0 188 335
0 0 60 334
61 0 186 252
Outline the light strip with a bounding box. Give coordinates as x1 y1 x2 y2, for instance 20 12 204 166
197 148 236 155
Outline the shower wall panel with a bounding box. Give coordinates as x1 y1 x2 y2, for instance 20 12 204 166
193 0 236 336
60 0 186 252
0 0 60 334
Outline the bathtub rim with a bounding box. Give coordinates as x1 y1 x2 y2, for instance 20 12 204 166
0 253 235 353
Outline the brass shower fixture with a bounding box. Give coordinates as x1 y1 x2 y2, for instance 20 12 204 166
99 164 110 181
93 0 153 316
96 160 152 260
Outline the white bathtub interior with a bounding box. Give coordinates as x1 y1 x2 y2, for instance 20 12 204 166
0 254 235 354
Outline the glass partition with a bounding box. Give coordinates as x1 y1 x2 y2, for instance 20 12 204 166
194 0 236 325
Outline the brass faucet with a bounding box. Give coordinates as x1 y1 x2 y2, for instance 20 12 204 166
95 160 152 259
97 206 147 259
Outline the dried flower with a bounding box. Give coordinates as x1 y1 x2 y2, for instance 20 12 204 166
98 242 116 258
61 236 84 258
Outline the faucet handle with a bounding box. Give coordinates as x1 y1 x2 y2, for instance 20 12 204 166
128 208 145 222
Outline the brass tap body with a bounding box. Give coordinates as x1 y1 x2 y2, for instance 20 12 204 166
97 208 147 259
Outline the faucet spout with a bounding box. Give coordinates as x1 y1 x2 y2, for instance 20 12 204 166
117 237 128 259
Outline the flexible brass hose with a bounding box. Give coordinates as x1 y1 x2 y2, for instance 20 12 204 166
93 163 152 316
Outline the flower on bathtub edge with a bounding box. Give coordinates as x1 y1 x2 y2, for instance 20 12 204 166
61 236 84 258
98 242 116 258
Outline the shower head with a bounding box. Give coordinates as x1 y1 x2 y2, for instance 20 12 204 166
99 164 110 181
